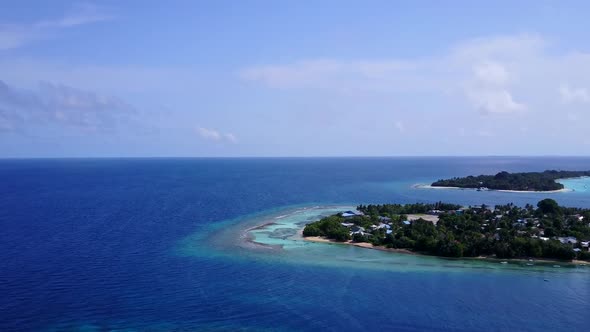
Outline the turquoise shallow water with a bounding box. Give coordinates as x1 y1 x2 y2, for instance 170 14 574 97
1 157 590 331
192 205 590 274
180 202 590 331
559 177 590 193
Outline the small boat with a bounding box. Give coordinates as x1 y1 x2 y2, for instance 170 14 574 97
526 263 534 266
500 261 508 264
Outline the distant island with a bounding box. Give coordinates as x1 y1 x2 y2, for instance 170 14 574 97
431 170 590 192
302 200 590 263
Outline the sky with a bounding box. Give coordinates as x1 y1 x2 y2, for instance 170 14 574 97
1 0 590 157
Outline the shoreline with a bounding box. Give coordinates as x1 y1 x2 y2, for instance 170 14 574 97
303 236 589 266
239 206 590 268
413 184 572 193
303 236 417 255
557 175 590 181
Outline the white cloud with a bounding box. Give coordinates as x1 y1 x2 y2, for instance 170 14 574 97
449 35 546 62
0 3 113 50
240 59 414 90
466 88 526 114
465 60 526 114
0 79 135 132
472 61 510 86
559 84 590 103
196 127 237 143
224 133 237 143
240 34 551 116
0 58 197 95
197 127 221 140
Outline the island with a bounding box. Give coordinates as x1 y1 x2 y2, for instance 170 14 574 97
430 170 590 192
302 199 590 262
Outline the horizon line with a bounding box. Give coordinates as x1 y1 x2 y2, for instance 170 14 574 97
2 155 590 160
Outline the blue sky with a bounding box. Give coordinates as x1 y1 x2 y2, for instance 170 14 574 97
1 1 590 157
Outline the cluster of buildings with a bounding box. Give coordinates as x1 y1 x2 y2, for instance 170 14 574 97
485 209 589 252
337 207 590 252
339 210 394 237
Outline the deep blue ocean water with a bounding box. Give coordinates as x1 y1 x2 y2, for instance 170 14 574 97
1 157 590 331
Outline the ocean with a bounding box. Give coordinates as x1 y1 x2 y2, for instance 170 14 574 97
1 157 589 331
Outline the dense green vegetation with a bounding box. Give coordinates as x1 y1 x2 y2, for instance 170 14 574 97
302 215 352 241
357 202 463 215
431 170 590 191
303 199 590 261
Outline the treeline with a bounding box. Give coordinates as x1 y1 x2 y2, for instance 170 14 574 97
303 199 590 261
302 215 350 241
431 170 590 191
378 215 576 260
357 202 463 216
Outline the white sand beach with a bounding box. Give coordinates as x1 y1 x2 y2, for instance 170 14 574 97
414 183 572 194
